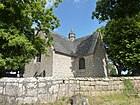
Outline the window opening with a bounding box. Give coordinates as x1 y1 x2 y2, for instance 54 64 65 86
36 53 41 62
43 70 46 77
79 58 85 69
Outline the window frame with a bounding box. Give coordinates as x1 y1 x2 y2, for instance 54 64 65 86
79 57 85 69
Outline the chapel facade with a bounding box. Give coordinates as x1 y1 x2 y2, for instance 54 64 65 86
24 29 108 78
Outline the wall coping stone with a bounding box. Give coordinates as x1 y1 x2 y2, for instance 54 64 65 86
1 76 140 81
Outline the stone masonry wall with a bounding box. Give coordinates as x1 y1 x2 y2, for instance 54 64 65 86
53 52 74 78
0 77 140 105
24 48 53 77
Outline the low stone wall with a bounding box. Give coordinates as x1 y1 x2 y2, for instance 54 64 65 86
0 77 140 105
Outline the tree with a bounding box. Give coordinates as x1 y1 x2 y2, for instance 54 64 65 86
92 0 140 76
92 0 140 22
0 0 62 76
105 18 140 75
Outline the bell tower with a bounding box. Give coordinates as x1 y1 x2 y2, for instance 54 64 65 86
68 28 75 41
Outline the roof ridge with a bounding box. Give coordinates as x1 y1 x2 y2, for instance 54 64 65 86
74 33 95 42
51 31 72 42
90 32 99 53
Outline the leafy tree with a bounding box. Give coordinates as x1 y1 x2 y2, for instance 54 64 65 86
92 0 140 76
0 0 62 75
105 17 140 75
92 0 140 22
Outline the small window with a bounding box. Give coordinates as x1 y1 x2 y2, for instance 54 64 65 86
79 58 85 69
36 53 41 62
43 70 46 77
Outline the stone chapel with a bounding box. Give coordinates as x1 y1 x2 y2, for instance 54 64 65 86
24 29 108 78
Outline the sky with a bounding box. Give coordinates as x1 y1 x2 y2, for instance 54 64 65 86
53 0 106 38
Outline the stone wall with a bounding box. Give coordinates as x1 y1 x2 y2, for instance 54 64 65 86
24 48 53 77
53 52 74 78
0 77 140 105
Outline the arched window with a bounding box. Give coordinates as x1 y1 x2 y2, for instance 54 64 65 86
79 58 85 69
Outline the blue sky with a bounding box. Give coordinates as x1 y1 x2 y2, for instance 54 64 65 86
53 0 106 38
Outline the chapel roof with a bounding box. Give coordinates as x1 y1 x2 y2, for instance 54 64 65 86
51 31 100 57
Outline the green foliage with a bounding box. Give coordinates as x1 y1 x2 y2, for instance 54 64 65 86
123 79 138 97
0 28 37 70
0 0 62 72
92 0 140 22
104 17 140 75
93 93 140 105
93 0 140 75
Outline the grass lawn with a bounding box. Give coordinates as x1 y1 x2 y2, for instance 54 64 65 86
91 94 140 105
47 94 140 105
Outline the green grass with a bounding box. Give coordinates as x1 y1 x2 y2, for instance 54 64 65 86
46 94 140 105
92 93 140 105
20 93 140 105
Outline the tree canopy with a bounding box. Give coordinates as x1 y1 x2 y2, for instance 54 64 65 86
0 0 62 74
92 0 140 76
92 0 140 22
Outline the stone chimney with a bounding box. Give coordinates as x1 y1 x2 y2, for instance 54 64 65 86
69 28 75 41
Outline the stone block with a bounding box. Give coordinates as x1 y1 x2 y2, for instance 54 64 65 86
0 95 5 104
102 86 108 91
17 84 26 97
107 86 114 91
26 82 37 89
48 85 59 94
84 81 91 86
24 77 37 82
95 85 102 91
69 95 90 105
38 82 46 88
38 88 46 94
5 83 18 96
69 80 75 84
119 85 124 90
53 80 63 84
68 84 79 92
26 88 37 96
95 81 102 85
90 82 95 86
4 96 18 105
0 82 4 87
100 81 109 86
38 94 51 103
21 97 37 104
0 87 3 94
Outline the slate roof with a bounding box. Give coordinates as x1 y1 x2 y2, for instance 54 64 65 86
51 31 100 57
